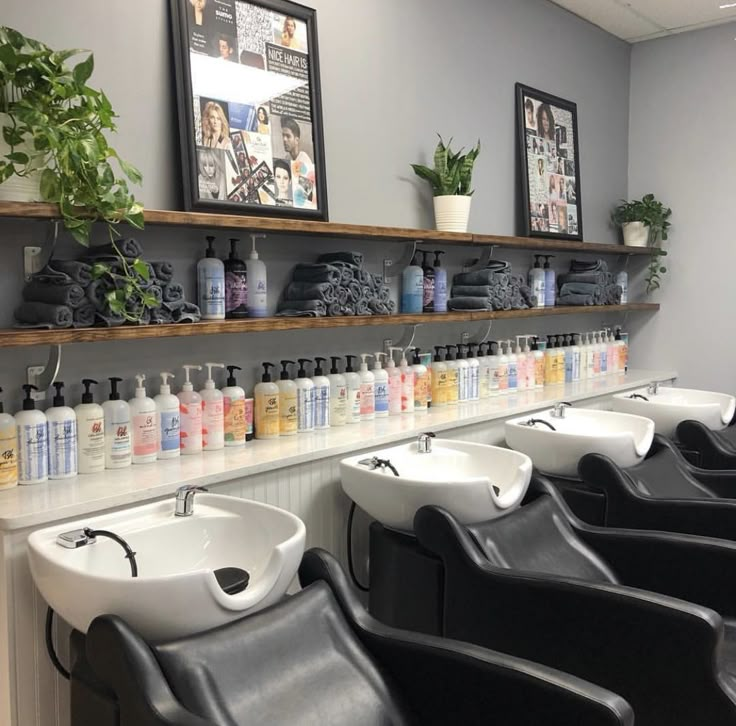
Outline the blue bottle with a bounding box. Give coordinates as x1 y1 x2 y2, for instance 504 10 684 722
433 251 447 312
401 252 424 313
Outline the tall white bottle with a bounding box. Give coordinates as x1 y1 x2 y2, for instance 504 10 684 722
155 372 181 459
247 233 268 318
466 344 480 401
222 366 247 447
399 348 415 413
47 382 78 479
343 356 362 424
0 388 18 489
327 357 348 427
129 375 158 465
178 365 203 456
200 363 225 451
75 379 105 475
103 377 132 469
197 236 226 320
372 353 389 418
387 348 403 415
277 361 298 436
312 357 332 429
444 346 459 406
359 354 375 421
254 363 280 440
411 348 429 412
295 359 315 433
16 385 48 484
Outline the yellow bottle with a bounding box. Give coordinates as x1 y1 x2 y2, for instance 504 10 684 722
276 361 298 436
254 363 280 440
444 346 459 406
544 340 556 386
0 388 18 489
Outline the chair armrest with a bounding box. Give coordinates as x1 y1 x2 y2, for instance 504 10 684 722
86 616 212 726
413 506 736 726
299 549 633 726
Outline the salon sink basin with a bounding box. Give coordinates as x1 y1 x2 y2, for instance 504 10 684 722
27 494 305 639
505 407 654 478
340 439 533 533
612 386 736 438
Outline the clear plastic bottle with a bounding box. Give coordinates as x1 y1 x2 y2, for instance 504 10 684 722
178 365 203 455
199 363 225 451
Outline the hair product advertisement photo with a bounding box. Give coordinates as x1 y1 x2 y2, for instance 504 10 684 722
0 1 734 724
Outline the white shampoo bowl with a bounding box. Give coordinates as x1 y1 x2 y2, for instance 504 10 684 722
505 407 655 478
27 494 306 640
340 439 533 533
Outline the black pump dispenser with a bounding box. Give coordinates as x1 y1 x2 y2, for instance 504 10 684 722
530 337 539 352
412 347 422 365
330 356 342 374
108 377 122 401
226 365 242 386
52 382 66 407
544 255 554 269
345 355 357 373
433 250 445 267
297 358 312 378
445 345 456 361
314 357 326 376
81 379 98 404
21 384 37 410
456 344 465 360
280 360 294 380
433 345 444 362
205 236 217 258
467 343 476 358
261 363 275 383
533 254 543 269
0 386 4 414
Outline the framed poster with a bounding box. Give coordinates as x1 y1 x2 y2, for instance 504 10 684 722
170 0 328 220
516 83 582 241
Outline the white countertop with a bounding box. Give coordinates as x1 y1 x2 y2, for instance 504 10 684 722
0 369 676 531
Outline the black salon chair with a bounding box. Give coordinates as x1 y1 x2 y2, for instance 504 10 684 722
414 478 736 726
75 549 633 726
578 434 736 540
677 418 736 469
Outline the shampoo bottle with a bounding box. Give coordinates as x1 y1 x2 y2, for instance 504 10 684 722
615 328 628 373
564 336 574 384
359 354 376 420
178 365 203 456
532 338 545 389
466 344 480 401
0 388 18 489
412 348 429 412
616 270 628 304
222 366 246 447
488 342 501 397
312 357 331 429
155 373 181 459
277 361 298 436
571 334 582 382
433 251 447 313
296 359 315 433
444 345 459 406
103 377 131 469
224 238 248 319
254 363 280 440
198 236 225 320
544 256 556 308
343 355 362 424
48 382 78 479
372 353 389 418
16 385 48 484
386 348 403 415
456 345 470 403
75 379 105 474
528 255 545 308
398 348 414 413
431 347 448 408
129 375 158 464
200 363 225 451
497 342 510 395
514 338 527 392
401 252 423 314
327 357 347 427
246 233 268 318
422 251 435 312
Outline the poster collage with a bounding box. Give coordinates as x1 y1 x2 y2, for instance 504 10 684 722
523 95 579 236
186 0 318 210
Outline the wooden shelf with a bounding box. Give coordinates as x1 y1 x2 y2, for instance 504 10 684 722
0 304 659 349
0 202 654 255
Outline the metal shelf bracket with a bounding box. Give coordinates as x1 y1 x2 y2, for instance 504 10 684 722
463 245 496 273
24 220 59 281
383 240 421 283
27 344 62 397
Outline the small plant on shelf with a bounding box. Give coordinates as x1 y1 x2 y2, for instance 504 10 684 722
611 194 672 246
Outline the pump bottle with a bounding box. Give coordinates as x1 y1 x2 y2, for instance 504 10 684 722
562 335 573 384
128 375 158 464
465 344 480 401
372 353 389 418
487 342 501 397
543 256 556 308
255 363 280 440
358 354 376 420
221 366 246 447
386 348 403 415
398 348 414 413
327 357 347 427
505 340 517 394
571 335 582 382
401 252 423 314
343 355 362 424
455 345 470 403
615 328 628 373
155 373 181 459
198 236 225 320
497 342 510 394
444 346 459 405
531 338 544 389
102 378 131 469
224 238 248 319
422 251 435 312
412 348 429 412
277 361 298 436
514 339 526 392
312 358 332 429
476 343 490 399
585 333 595 380
200 363 225 451
430 347 448 408
16 385 48 484
48 382 78 479
178 365 203 456
433 251 447 313
0 388 18 488
296 359 315 432
73 379 104 474
528 255 545 308
246 233 268 318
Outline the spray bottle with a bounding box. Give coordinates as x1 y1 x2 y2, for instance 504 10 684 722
296 359 315 433
155 373 181 459
0 388 18 488
200 363 225 450
222 366 246 447
48 382 78 479
343 355 362 424
277 361 298 436
312 357 332 428
129 375 158 464
254 363 280 440
178 365 203 455
327 357 347 427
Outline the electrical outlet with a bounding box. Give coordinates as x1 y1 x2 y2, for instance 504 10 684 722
26 366 47 399
382 258 394 283
383 338 393 354
24 246 43 281
461 332 470 345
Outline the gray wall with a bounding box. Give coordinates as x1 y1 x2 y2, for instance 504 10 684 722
628 22 736 392
0 0 632 411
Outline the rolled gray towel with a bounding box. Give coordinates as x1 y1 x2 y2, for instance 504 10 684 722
133 307 151 325
342 304 356 316
355 299 371 316
387 300 397 314
151 261 174 284
558 293 595 306
86 279 110 312
72 303 96 328
150 307 174 324
162 283 184 303
357 269 371 285
15 302 73 328
276 299 327 315
605 284 623 305
147 285 163 306
447 297 492 311
317 251 364 268
330 263 356 285
361 285 373 301
23 280 85 308
94 309 125 327
171 302 201 323
335 286 349 305
347 281 361 303
283 281 337 303
89 237 143 259
327 302 342 317
47 260 93 286
368 300 391 315
292 264 341 284
378 286 391 303
136 262 157 289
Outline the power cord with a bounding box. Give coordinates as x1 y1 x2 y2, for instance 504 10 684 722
46 528 138 680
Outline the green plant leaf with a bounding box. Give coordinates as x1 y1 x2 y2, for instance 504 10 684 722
118 157 142 185
5 151 28 164
72 53 94 85
133 258 150 281
39 168 59 201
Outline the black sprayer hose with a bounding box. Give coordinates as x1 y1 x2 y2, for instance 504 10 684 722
46 529 138 680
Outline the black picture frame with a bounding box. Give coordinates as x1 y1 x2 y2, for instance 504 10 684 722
516 83 583 241
170 0 328 220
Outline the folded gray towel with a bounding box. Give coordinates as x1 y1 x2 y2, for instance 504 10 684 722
94 309 125 327
72 303 96 328
15 302 73 328
47 260 93 286
162 300 201 323
355 299 371 316
451 285 495 297
558 293 595 306
559 282 604 303
277 299 327 315
317 252 364 268
150 307 174 324
292 264 341 284
162 283 184 303
570 259 608 274
151 261 174 284
89 237 143 259
558 272 610 287
23 279 85 308
283 282 337 303
447 297 492 311
453 269 509 287
276 309 321 318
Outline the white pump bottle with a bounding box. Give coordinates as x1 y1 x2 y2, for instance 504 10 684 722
372 352 389 418
155 372 180 459
386 348 403 416
359 354 375 420
178 365 203 455
200 363 225 451
129 375 158 465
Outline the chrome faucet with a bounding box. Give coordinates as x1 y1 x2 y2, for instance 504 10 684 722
647 381 660 396
175 484 208 517
417 432 436 454
550 402 571 419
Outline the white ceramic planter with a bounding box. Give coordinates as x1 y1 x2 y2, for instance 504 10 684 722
0 113 42 202
433 195 472 233
622 221 650 247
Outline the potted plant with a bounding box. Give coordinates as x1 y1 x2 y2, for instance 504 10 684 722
411 135 480 233
611 194 672 247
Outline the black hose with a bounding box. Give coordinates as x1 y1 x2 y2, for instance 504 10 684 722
629 394 649 401
527 418 557 431
46 528 139 679
347 502 370 592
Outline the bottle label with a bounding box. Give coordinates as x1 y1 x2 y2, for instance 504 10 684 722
423 277 435 309
433 371 448 404
202 400 224 447
200 269 225 316
360 383 375 416
133 413 157 457
256 394 280 438
179 401 202 451
280 392 298 434
225 271 248 312
224 397 246 442
347 387 361 422
330 387 347 423
18 422 48 482
447 370 459 402
49 419 78 477
160 411 181 452
109 417 131 463
314 385 331 428
297 388 314 431
414 373 428 408
0 425 18 487
375 382 389 413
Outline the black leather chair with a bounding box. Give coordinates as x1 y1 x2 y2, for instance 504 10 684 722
677 418 736 469
578 434 736 540
414 478 736 726
75 549 633 726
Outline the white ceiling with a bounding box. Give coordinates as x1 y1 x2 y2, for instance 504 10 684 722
548 0 736 42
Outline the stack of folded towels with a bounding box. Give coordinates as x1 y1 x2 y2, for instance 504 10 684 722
277 252 396 317
15 238 201 329
557 259 622 307
447 261 538 311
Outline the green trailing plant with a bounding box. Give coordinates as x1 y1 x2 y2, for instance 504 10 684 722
645 248 668 295
411 135 481 196
611 193 672 243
